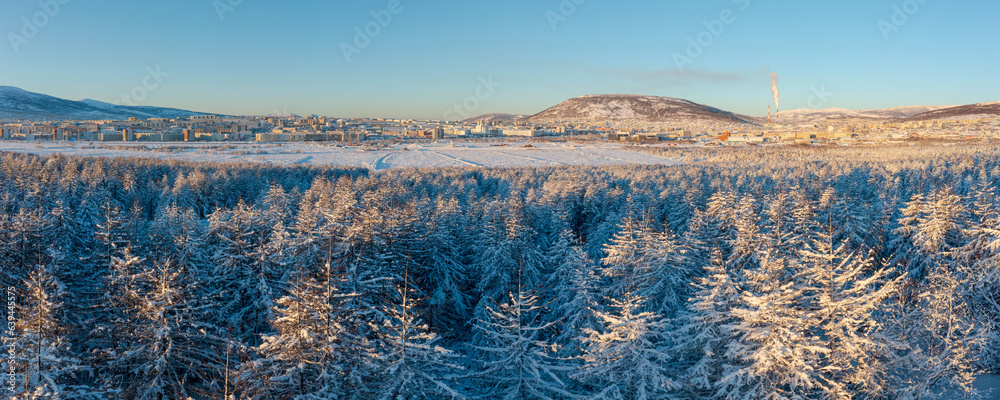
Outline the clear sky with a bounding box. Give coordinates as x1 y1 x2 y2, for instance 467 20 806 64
2 0 998 119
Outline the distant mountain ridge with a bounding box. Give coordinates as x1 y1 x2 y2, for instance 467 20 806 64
904 102 1000 121
0 86 215 121
775 106 957 124
5 85 995 125
526 94 755 125
462 113 527 123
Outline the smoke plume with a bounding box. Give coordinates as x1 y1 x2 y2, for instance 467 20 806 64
770 72 780 110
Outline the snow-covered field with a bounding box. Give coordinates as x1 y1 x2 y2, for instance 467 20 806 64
0 141 681 169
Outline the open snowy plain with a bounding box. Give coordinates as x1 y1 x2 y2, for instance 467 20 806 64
0 140 682 169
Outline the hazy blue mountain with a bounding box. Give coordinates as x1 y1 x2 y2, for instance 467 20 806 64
0 86 215 121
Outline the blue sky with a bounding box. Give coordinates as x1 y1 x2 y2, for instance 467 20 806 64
1 0 998 119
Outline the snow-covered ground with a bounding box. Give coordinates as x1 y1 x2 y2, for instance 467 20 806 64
978 375 1000 399
0 141 681 169
943 375 1000 399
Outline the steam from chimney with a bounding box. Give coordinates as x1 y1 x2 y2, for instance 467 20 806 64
769 72 780 110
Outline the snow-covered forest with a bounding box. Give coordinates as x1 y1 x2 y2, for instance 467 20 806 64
2 144 999 399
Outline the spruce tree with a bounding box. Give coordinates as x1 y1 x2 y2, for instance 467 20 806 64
575 293 674 400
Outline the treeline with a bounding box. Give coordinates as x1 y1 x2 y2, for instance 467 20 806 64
0 144 999 399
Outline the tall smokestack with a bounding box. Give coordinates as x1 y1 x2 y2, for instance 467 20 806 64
768 105 771 124
770 72 780 123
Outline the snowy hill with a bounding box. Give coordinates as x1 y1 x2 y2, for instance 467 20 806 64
0 86 215 121
526 94 756 125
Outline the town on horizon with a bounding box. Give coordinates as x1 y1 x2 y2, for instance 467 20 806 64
2 86 998 147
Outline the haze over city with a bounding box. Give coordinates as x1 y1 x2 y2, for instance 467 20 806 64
2 0 999 118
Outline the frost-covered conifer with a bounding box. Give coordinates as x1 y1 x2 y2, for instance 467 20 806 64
880 264 985 399
575 294 674 400
370 267 464 400
544 229 601 360
0 266 102 399
418 198 471 335
207 200 276 344
249 270 354 400
106 258 216 400
669 250 740 399
470 285 570 399
892 188 967 279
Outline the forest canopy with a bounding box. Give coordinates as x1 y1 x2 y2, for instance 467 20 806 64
1 144 998 399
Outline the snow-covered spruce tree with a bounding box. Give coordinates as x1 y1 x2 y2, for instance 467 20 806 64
601 212 693 316
472 202 545 336
260 182 294 229
703 190 738 234
544 229 602 361
959 183 1000 264
574 293 674 400
46 199 89 273
584 211 626 262
726 195 765 273
879 263 986 400
288 176 358 283
960 256 1000 373
149 204 209 276
0 208 50 290
80 194 134 295
668 250 740 399
958 184 1000 371
417 197 472 336
891 188 967 279
206 200 276 345
469 280 571 399
634 227 692 317
720 249 834 400
104 257 218 400
0 265 103 399
798 220 899 399
258 182 298 281
816 185 873 249
664 188 697 234
347 192 423 327
600 213 647 298
763 189 818 262
762 191 795 257
89 245 146 396
866 190 902 270
262 219 296 297
676 211 717 283
247 269 355 400
276 188 425 399
369 265 464 400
